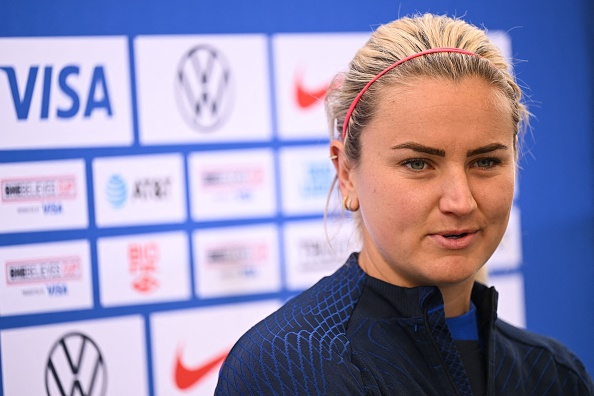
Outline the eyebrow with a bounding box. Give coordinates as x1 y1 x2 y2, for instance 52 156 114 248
391 142 445 157
391 142 509 157
466 143 509 157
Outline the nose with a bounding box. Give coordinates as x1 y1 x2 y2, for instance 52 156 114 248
438 170 477 216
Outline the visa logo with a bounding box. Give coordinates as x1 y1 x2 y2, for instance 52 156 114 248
0 65 112 120
42 202 63 214
47 283 68 296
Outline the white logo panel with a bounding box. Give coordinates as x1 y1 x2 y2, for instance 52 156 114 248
272 31 509 140
273 33 370 139
487 31 512 63
93 153 187 227
279 145 337 215
151 300 280 396
488 273 526 328
188 149 276 221
0 159 88 233
193 224 281 298
0 240 92 316
1 316 147 396
0 37 132 149
284 219 360 291
135 35 271 144
97 231 191 307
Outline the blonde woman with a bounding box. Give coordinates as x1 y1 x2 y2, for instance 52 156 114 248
216 14 594 395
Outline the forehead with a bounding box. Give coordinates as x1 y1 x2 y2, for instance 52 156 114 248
379 75 509 111
365 76 515 143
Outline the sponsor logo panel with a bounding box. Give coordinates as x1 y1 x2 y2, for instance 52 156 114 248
193 224 281 298
486 205 522 271
272 31 510 140
279 145 337 215
283 219 360 291
0 160 88 233
488 273 526 328
188 149 276 221
0 37 132 149
135 35 271 144
93 153 187 227
97 231 191 307
272 33 370 139
0 316 147 395
0 240 92 316
150 300 280 395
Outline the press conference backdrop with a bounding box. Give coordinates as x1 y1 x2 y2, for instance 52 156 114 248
0 0 592 394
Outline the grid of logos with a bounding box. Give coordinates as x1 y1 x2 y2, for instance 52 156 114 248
0 32 524 395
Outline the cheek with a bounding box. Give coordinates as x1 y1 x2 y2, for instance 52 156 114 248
476 177 515 220
360 173 431 227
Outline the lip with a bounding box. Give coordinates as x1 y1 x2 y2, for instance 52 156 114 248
429 229 479 250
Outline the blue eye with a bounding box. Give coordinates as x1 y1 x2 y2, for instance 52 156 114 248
475 158 499 168
404 159 427 170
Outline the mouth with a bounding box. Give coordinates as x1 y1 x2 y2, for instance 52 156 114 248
430 229 478 249
443 233 469 239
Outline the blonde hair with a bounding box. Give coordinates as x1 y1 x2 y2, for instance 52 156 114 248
326 13 528 164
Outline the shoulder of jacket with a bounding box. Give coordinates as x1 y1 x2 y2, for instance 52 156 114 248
494 319 594 391
238 261 365 345
216 261 368 395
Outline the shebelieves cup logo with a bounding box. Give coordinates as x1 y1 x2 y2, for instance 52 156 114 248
45 332 107 396
174 44 234 131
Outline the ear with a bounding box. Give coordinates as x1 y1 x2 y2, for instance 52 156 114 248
330 140 357 198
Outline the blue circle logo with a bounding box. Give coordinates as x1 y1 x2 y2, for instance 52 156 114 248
106 174 127 208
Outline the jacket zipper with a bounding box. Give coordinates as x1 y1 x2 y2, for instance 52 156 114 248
423 312 466 396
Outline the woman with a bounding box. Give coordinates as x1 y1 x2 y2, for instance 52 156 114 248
216 13 594 395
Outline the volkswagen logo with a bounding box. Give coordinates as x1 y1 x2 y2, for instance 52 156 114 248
45 332 107 396
174 44 234 131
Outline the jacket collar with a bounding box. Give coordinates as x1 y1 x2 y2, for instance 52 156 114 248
345 252 499 323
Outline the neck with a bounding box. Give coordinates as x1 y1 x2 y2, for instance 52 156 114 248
357 249 476 317
439 278 475 317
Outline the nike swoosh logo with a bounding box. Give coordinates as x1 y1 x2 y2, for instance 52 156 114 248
295 70 329 109
174 346 229 390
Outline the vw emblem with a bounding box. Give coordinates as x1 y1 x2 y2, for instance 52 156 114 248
175 44 234 131
45 332 107 396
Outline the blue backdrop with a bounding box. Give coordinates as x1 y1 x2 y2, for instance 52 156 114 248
0 0 592 393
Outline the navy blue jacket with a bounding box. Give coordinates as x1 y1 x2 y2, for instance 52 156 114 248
216 253 594 395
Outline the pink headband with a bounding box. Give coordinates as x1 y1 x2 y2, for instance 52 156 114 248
341 47 479 140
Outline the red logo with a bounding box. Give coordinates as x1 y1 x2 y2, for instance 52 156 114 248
174 346 229 390
128 242 159 293
294 69 329 109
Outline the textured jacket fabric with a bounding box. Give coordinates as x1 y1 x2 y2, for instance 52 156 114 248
216 253 594 395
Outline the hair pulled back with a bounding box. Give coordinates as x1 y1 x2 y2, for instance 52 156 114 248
325 13 528 165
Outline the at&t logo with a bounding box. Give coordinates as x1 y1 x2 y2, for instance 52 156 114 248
106 174 172 208
174 44 234 131
45 332 107 396
106 174 127 208
133 177 171 201
0 65 112 121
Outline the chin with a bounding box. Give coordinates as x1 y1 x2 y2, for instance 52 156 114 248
422 259 482 286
